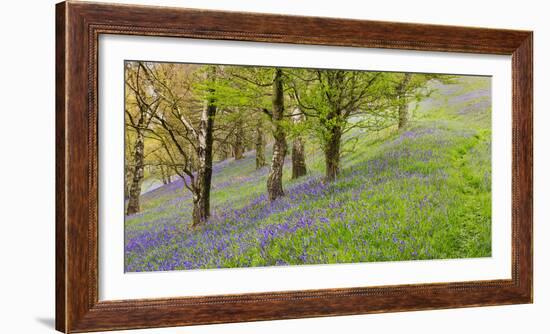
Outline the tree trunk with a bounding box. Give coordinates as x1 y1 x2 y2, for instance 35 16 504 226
217 142 230 161
164 168 171 184
292 138 307 179
398 102 409 129
124 167 132 199
397 73 412 129
233 117 245 160
267 68 287 201
193 69 217 227
324 124 342 182
159 165 168 185
291 108 307 179
255 119 266 169
126 129 145 215
191 194 208 227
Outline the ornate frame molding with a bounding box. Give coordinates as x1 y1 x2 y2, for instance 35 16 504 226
56 1 532 332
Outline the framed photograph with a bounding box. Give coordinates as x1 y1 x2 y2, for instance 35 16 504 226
56 1 532 332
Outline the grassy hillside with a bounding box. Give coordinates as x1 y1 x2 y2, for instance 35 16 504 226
125 76 492 272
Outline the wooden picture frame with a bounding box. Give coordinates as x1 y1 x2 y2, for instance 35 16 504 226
55 1 533 332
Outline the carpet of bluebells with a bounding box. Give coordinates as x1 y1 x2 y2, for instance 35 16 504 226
125 77 492 272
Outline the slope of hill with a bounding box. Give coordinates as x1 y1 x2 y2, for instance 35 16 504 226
125 76 492 272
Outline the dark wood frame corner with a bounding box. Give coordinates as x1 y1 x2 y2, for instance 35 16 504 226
55 1 533 332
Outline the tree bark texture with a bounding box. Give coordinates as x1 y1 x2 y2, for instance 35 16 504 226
267 68 287 201
124 167 132 199
192 194 208 228
324 124 342 182
192 71 217 227
126 128 145 215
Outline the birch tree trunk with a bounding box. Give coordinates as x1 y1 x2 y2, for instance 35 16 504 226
192 194 208 228
267 68 287 201
192 69 217 227
124 167 132 199
126 128 145 215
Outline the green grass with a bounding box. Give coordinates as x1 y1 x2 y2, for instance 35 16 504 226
124 76 492 272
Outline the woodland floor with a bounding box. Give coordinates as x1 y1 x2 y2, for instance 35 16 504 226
124 76 492 272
